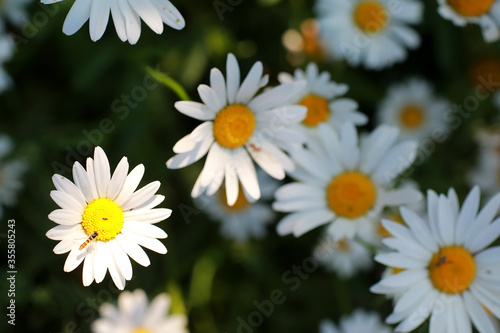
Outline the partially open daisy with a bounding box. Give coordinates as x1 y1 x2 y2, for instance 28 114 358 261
278 62 367 132
377 78 451 144
371 186 500 333
46 146 171 290
275 122 422 241
41 0 184 45
92 289 189 333
202 171 278 243
0 135 27 219
438 0 500 42
167 53 307 206
320 309 392 333
314 234 373 279
315 0 423 70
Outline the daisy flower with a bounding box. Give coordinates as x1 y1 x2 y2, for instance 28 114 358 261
41 0 184 45
371 186 500 333
201 171 278 242
275 122 422 241
0 0 31 31
92 289 189 333
315 0 423 70
468 127 500 200
46 146 171 290
167 53 307 206
319 309 392 333
314 233 373 279
0 34 14 93
278 62 367 132
0 135 27 219
438 0 500 42
377 78 451 144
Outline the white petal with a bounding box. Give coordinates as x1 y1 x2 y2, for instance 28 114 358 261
62 0 92 36
174 101 216 121
93 241 110 283
198 84 223 112
63 247 86 272
226 53 240 104
117 0 141 45
109 239 133 280
50 190 85 214
89 0 111 42
236 61 263 104
121 181 160 211
115 233 151 267
107 157 129 201
48 209 82 225
82 252 95 286
456 186 480 245
123 222 167 238
114 164 145 206
128 0 163 34
93 147 111 198
463 290 496 333
52 174 86 204
122 229 167 254
210 67 227 107
234 149 260 201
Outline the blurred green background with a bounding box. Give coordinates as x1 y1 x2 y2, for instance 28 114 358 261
1 0 500 332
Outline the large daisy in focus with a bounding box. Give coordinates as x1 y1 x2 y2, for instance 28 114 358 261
275 122 422 241
46 146 171 290
167 53 307 206
92 289 189 333
202 171 278 243
371 186 500 333
41 0 184 45
319 309 392 333
315 0 423 70
278 62 367 132
438 0 500 42
377 78 451 144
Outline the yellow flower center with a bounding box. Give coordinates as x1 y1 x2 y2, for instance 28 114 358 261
428 246 476 294
326 171 376 218
470 57 500 91
213 104 256 149
300 94 330 127
392 267 405 274
133 329 151 333
378 214 404 238
220 185 249 211
337 239 351 251
81 198 124 242
354 1 389 34
399 105 425 129
447 0 494 17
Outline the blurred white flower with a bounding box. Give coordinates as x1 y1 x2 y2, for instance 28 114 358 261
92 289 189 333
319 309 392 333
0 135 27 218
315 0 423 70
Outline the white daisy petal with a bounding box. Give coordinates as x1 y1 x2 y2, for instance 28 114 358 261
52 174 87 204
63 247 87 272
107 157 129 200
82 252 95 287
456 186 480 245
236 61 263 104
226 53 240 104
123 222 167 239
174 101 216 121
210 67 227 108
93 146 111 198
50 190 85 214
128 0 163 35
62 0 92 36
94 241 111 284
109 239 133 280
121 181 161 211
89 0 111 42
114 164 145 206
115 233 151 267
463 291 496 333
48 209 82 225
122 229 167 254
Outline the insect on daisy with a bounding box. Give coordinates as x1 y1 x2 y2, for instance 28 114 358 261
371 186 500 333
315 0 423 70
92 289 189 333
278 62 367 132
41 0 185 45
167 53 308 206
46 146 172 290
377 78 451 144
274 122 422 241
438 0 500 42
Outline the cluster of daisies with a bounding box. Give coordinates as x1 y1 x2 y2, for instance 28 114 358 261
40 51 500 332
314 0 500 70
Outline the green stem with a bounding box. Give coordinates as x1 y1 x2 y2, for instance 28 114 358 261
145 66 191 101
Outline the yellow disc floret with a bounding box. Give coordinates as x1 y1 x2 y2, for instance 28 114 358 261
447 0 494 17
354 1 389 33
213 104 256 149
399 105 426 129
81 198 124 241
300 94 330 127
133 329 151 333
429 246 476 294
326 171 376 218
